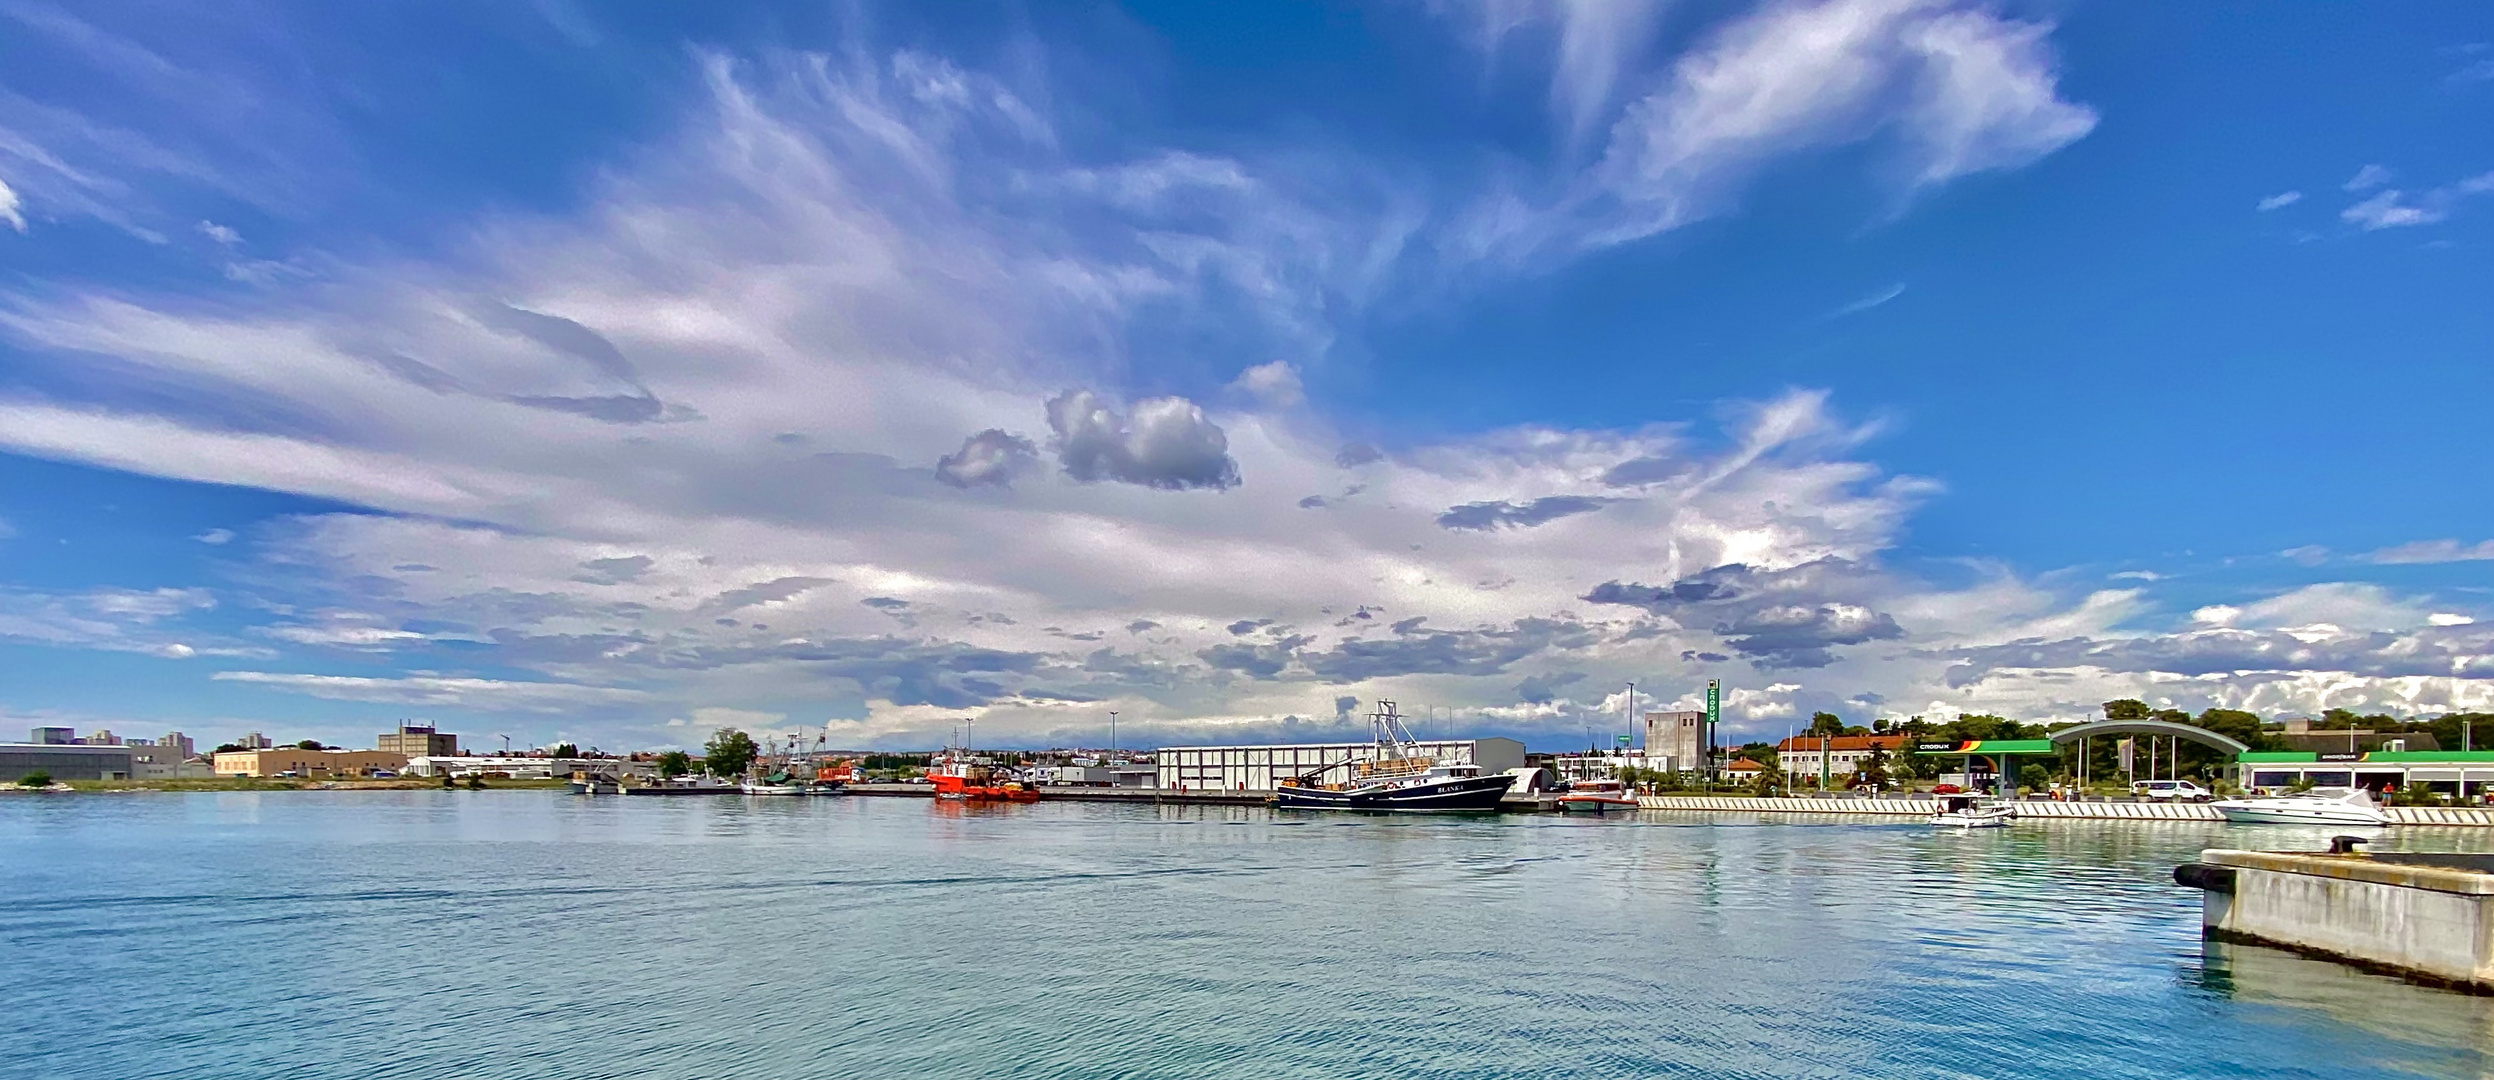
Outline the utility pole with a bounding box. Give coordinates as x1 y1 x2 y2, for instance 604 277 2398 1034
1109 710 1118 759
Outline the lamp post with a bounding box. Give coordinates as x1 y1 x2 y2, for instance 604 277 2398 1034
1109 710 1118 760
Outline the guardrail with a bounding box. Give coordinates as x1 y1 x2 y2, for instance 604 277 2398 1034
1634 796 2494 825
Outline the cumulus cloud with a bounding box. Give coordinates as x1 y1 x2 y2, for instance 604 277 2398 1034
194 528 235 545
1229 360 1305 409
1046 389 1241 490
936 429 1039 488
1586 559 1905 668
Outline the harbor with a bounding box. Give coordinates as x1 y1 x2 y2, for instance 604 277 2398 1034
13 790 2494 1079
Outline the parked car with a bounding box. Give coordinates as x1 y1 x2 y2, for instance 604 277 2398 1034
1932 783 1964 795
368 769 397 778
2131 779 2213 802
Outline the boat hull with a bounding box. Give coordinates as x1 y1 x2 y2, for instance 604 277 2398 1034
1557 796 1639 814
2214 804 2388 827
1274 773 1512 812
1931 812 2014 829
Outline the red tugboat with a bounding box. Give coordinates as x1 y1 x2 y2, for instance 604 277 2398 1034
926 754 1040 802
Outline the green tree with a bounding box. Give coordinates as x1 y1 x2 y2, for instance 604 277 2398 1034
2102 699 2154 721
2019 764 2050 791
1855 746 1892 789
1807 711 1846 737
296 739 326 750
550 743 580 759
704 728 759 777
17 771 52 788
656 750 693 778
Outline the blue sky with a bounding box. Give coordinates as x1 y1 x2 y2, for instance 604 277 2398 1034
1 0 2490 753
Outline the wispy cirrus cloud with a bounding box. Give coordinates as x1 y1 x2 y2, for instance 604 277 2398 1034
2255 191 2300 211
2367 538 2494 565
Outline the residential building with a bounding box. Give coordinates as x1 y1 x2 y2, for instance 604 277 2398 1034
1777 734 1910 786
124 741 211 778
85 729 122 745
238 732 274 750
1723 758 1768 783
1155 738 1525 792
1 742 138 782
212 748 407 777
377 724 460 757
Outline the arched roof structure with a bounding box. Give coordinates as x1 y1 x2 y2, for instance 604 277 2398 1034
2047 720 2249 757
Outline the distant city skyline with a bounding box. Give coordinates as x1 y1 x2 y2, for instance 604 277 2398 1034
1 2 2489 751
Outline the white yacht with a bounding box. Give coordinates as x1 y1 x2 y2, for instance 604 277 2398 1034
1930 792 2016 829
2212 786 2389 827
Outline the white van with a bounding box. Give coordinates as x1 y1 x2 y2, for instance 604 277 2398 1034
2131 779 2213 802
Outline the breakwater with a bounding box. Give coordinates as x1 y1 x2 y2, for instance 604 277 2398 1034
1636 795 2494 826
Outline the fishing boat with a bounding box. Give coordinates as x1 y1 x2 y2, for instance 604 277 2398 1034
1556 777 1640 814
926 755 1040 802
1273 701 1513 812
1930 792 2016 829
2212 786 2389 827
740 772 808 795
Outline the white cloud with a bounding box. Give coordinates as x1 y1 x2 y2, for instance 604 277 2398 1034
211 671 650 709
1829 282 1905 317
1229 360 1306 409
0 178 23 231
197 220 239 245
2368 538 2494 564
2343 164 2392 192
194 528 234 545
1570 0 2094 249
0 31 2477 745
2255 191 2300 211
2342 189 2440 230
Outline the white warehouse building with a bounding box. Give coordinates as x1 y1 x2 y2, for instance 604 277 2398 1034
1156 738 1526 793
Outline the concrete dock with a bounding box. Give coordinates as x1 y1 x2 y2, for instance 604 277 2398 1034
1636 794 2494 825
2179 847 2494 992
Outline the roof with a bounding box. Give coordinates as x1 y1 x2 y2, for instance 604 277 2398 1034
2242 751 2494 764
1723 758 1766 772
1775 734 1909 752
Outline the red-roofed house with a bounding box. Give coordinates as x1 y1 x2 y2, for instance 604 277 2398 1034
1777 734 1909 785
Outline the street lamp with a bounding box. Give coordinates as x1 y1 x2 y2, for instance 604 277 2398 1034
1110 710 1118 760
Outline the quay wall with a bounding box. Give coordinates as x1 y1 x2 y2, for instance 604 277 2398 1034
844 783 1267 806
2198 850 2494 989
1634 795 2494 826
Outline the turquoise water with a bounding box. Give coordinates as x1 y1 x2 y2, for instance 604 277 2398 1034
7 793 2494 1079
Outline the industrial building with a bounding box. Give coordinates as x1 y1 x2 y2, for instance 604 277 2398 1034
377 724 460 757
0 742 138 782
212 748 408 777
402 755 655 779
1155 738 1525 792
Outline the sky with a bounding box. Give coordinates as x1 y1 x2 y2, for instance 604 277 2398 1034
1 0 2489 754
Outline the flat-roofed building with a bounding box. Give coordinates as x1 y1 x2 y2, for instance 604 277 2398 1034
1155 738 1525 792
212 748 407 777
32 727 75 745
0 743 139 781
377 725 460 757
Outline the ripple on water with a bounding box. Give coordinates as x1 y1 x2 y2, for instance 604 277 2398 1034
7 795 2494 1079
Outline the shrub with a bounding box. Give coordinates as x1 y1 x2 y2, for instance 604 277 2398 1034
17 771 52 788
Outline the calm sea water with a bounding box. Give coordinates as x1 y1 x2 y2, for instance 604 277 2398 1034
8 792 2494 1079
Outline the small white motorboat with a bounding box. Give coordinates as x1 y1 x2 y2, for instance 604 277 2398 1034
2212 786 2389 827
1556 778 1640 814
1931 792 2016 829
